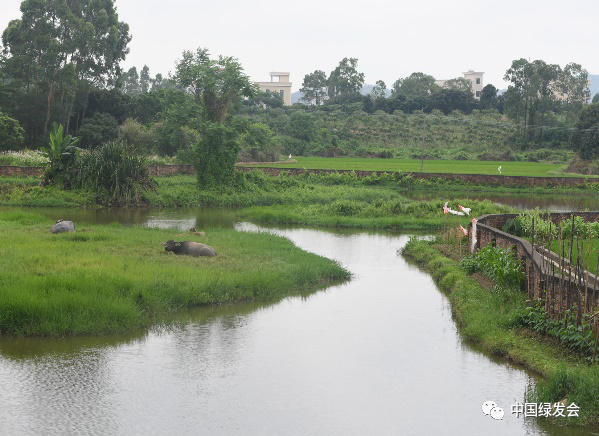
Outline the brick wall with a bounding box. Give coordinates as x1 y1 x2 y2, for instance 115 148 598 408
470 213 599 314
3 163 598 187
0 166 43 177
147 164 195 176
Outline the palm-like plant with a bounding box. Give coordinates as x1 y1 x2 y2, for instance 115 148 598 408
40 123 81 185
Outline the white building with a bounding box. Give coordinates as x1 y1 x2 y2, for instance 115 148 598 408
435 70 484 98
256 72 292 105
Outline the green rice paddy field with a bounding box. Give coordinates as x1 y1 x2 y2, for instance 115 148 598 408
243 157 594 178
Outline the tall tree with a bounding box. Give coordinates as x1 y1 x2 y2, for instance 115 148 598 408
123 67 141 95
140 65 151 94
173 47 255 187
370 80 387 99
327 58 365 98
557 63 590 124
443 77 472 93
300 70 328 105
504 59 560 144
392 72 440 98
173 47 255 123
571 103 599 160
1 0 130 139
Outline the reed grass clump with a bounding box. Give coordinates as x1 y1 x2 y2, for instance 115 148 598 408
75 141 156 205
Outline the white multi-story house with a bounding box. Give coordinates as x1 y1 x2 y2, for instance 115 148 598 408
256 72 292 105
435 70 484 98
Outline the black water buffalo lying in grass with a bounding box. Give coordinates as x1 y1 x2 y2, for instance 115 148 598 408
162 240 217 257
50 220 75 234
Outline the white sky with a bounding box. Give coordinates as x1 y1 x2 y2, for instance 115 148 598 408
1 0 597 92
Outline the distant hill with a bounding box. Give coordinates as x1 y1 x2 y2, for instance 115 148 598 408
291 84 392 105
589 74 599 101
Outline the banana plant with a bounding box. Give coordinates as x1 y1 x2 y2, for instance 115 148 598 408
40 123 81 185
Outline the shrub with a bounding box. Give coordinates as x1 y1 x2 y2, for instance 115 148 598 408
0 111 25 151
518 301 598 363
460 245 524 291
502 217 523 236
278 135 308 156
75 141 156 205
79 112 119 148
193 122 240 187
40 123 81 186
239 123 279 162
516 210 556 240
118 118 156 153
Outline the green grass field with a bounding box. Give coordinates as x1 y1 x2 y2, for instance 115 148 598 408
0 211 349 336
241 157 592 178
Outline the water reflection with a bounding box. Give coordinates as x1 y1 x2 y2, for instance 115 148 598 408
9 206 239 230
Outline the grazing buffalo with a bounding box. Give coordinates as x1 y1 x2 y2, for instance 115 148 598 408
50 220 75 234
163 240 217 257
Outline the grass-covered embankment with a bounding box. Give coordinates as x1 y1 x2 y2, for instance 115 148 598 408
0 211 349 336
402 238 599 427
3 171 599 209
0 176 96 207
240 198 513 231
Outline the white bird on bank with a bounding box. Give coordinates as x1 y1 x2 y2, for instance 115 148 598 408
288 154 292 159
498 165 502 174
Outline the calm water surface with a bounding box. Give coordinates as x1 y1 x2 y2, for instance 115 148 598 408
0 211 590 435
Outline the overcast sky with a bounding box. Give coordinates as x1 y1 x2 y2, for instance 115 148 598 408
1 0 597 92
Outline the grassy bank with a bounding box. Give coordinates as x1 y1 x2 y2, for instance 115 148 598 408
0 176 96 207
402 239 599 427
239 199 512 231
3 171 599 210
0 211 349 336
242 157 590 178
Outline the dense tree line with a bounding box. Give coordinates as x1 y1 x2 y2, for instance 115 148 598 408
0 0 596 168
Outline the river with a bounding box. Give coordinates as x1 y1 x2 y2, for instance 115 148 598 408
0 207 590 435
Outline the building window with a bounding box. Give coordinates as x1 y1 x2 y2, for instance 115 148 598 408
266 89 270 92
280 90 284 97
476 78 481 85
476 91 480 97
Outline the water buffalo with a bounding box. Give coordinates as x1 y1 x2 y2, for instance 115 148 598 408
163 240 217 257
50 220 75 234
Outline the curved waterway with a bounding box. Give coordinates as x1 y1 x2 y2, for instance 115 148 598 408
0 213 589 435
